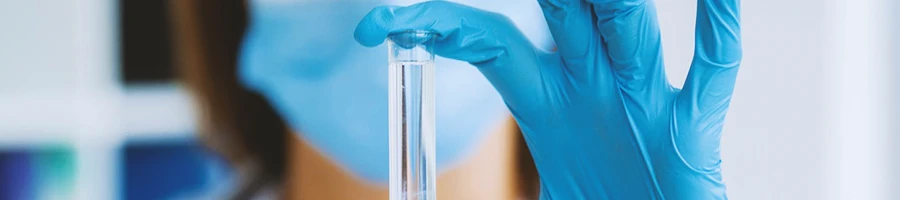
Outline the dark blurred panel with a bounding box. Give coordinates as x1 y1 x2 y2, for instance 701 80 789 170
120 139 232 200
120 0 175 83
0 151 34 200
0 146 75 200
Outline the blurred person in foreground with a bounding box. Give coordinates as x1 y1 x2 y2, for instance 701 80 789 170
171 0 742 199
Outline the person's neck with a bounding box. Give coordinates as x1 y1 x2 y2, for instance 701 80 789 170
283 119 523 199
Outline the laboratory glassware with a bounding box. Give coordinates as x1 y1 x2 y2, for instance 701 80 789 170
388 30 437 200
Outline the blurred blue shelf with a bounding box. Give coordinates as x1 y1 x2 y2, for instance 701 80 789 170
120 139 232 200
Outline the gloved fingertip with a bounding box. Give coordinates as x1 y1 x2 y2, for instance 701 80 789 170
354 5 401 47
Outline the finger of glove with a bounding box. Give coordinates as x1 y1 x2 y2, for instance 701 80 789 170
537 0 601 78
674 0 741 171
587 0 670 98
354 1 547 108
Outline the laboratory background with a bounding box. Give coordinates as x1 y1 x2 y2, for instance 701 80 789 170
0 0 898 200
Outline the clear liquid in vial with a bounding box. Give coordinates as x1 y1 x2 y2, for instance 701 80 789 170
388 61 436 200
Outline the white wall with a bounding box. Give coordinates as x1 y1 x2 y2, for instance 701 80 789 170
656 0 896 199
893 0 900 198
0 0 80 135
657 1 827 199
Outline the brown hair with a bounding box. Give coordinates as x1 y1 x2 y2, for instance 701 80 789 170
169 0 287 199
168 0 539 199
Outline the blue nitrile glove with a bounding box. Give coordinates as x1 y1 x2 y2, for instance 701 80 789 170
354 0 742 199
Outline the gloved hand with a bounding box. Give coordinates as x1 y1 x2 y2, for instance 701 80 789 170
355 0 742 199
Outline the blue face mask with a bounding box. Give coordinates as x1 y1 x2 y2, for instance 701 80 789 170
239 1 508 184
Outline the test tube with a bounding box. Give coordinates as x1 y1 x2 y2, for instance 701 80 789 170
388 30 436 200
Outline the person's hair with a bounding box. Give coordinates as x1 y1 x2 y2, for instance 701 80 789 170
168 0 539 199
169 0 286 199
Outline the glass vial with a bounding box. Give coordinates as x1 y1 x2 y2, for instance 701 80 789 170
388 30 437 200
